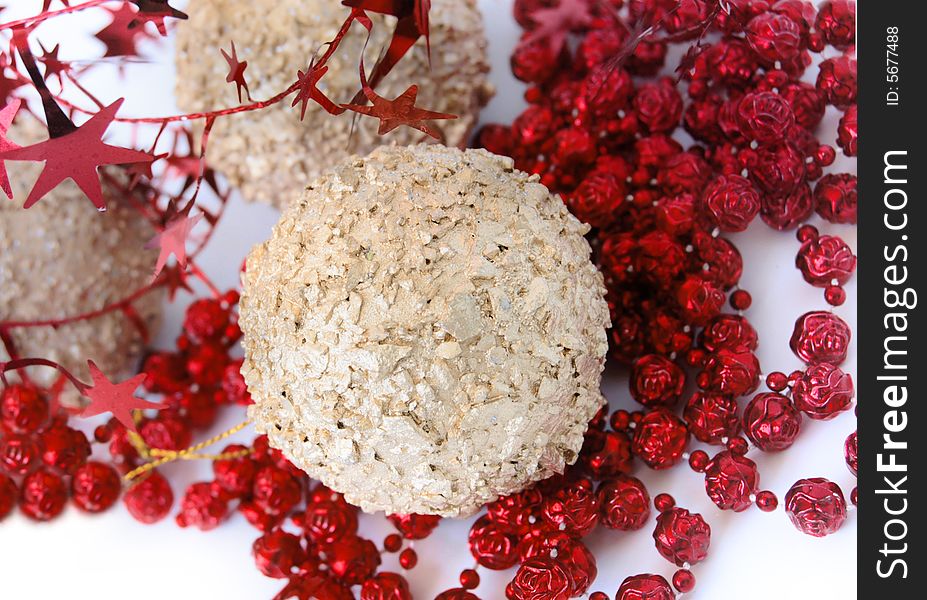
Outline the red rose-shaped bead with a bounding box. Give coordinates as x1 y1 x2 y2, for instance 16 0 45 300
630 355 686 408
486 488 543 534
253 530 306 579
511 37 560 84
581 65 634 115
676 276 725 326
435 590 480 600
699 348 761 397
184 298 230 341
556 538 598 596
582 430 633 479
469 515 520 570
749 143 805 197
0 433 40 475
814 173 857 224
796 235 857 288
792 363 855 420
176 482 229 530
700 174 761 233
658 152 711 196
597 474 651 531
684 392 741 445
40 425 91 475
790 311 852 364
569 170 626 229
699 314 758 353
761 181 814 230
635 230 687 284
652 507 711 566
780 82 826 129
816 56 857 108
845 431 858 476
71 461 121 513
140 414 192 452
541 477 600 537
302 499 359 545
124 470 174 524
1 384 48 434
222 359 252 405
633 78 683 133
253 466 302 516
213 444 257 497
553 127 598 168
19 468 68 521
736 91 795 144
704 451 759 512
325 535 381 585
0 473 16 520
746 12 802 63
387 513 441 540
505 557 572 600
815 0 856 49
517 527 573 562
361 572 412 600
837 104 858 157
785 478 847 537
513 105 556 148
743 392 802 451
632 408 689 470
616 574 675 600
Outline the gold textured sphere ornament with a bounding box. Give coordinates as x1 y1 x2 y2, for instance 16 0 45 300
0 116 163 389
175 0 493 209
240 145 610 516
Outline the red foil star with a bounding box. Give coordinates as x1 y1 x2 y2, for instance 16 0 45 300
129 0 188 37
524 0 594 54
292 64 342 119
146 211 204 280
38 42 70 84
0 98 21 199
221 41 250 102
342 84 455 138
95 4 156 58
0 98 154 210
81 361 162 434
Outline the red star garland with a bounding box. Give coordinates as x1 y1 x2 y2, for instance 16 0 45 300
95 4 156 58
146 211 204 280
0 98 154 210
81 360 162 434
221 41 250 103
292 63 342 119
41 0 71 11
128 0 188 37
524 0 594 54
0 98 20 199
38 42 70 85
342 84 455 138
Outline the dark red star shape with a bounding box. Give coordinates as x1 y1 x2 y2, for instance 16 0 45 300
342 84 455 138
95 4 156 58
524 0 594 54
38 42 70 84
220 41 250 102
42 0 71 11
128 0 188 37
292 63 342 119
81 361 163 434
0 98 154 210
146 211 203 280
0 98 20 199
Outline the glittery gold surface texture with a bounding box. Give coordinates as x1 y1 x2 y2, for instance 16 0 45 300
0 115 163 391
175 0 493 209
240 145 610 516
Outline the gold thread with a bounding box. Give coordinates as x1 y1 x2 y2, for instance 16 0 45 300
123 419 252 483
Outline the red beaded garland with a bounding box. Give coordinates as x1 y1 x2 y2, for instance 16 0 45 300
616 574 675 600
652 507 711 566
784 478 848 537
743 392 803 452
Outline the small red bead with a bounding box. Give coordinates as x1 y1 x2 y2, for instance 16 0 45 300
688 450 710 472
825 285 846 306
756 490 779 512
0 473 16 520
609 409 631 432
765 371 789 392
459 569 480 590
399 548 418 570
19 468 68 521
124 471 174 524
796 224 818 243
589 593 610 600
673 569 696 593
730 289 752 310
654 493 675 513
851 487 858 506
93 424 113 443
383 533 403 553
726 437 750 456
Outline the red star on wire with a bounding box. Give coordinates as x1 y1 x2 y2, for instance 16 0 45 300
38 42 70 85
146 211 203 280
42 0 71 11
0 98 154 210
292 63 342 119
524 0 594 54
95 4 155 58
157 263 194 301
220 41 250 102
342 84 455 138
0 98 21 199
81 361 162 434
129 0 188 36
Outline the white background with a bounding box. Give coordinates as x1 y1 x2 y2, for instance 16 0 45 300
0 1 857 598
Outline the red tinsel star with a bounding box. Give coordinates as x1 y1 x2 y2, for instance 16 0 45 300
146 211 203 280
342 84 455 138
81 361 161 434
157 263 194 301
220 41 250 102
38 42 70 85
95 4 155 58
292 63 342 119
42 0 71 11
0 98 20 199
524 0 594 54
128 0 188 36
0 98 154 210
0 56 23 106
